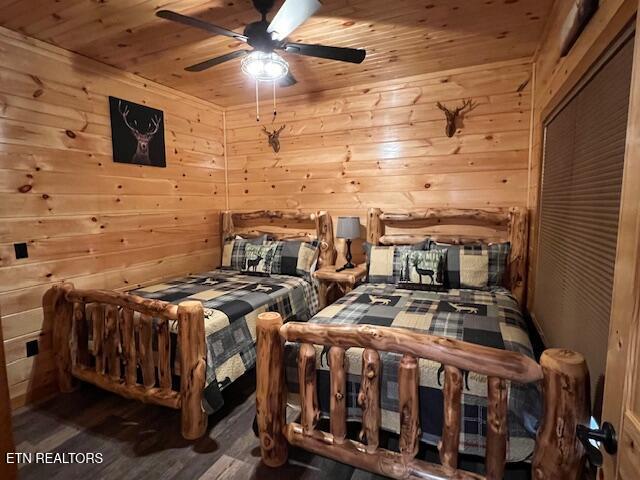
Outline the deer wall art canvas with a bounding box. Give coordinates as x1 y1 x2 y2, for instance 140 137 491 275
108 96 166 167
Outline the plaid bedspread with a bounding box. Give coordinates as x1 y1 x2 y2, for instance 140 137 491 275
284 284 541 462
130 269 318 413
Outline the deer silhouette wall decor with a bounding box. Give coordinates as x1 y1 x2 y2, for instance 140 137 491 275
118 100 162 165
262 125 286 153
436 99 475 137
108 96 166 167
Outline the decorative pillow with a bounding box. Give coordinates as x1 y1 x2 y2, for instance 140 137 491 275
398 249 446 290
240 243 275 276
265 240 319 281
364 240 429 284
221 235 268 271
430 241 510 289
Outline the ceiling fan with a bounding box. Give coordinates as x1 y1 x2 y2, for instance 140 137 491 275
156 0 366 87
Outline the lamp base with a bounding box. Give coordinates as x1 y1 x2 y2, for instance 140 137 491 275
336 239 355 272
336 262 356 272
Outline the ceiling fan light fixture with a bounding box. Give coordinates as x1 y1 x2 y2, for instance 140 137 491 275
241 51 288 81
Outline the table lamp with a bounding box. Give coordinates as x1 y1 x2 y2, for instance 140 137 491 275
336 216 360 271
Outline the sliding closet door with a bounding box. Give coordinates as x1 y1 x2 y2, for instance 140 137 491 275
533 32 633 415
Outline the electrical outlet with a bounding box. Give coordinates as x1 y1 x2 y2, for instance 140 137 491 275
14 242 28 259
26 339 39 357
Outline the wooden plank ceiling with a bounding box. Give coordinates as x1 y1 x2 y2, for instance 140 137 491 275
0 0 553 106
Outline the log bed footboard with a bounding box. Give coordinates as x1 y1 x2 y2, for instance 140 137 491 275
45 283 207 440
256 312 590 480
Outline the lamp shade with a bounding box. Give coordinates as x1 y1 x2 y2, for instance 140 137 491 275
336 217 361 239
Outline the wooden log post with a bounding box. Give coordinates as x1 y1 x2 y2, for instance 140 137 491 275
316 211 336 269
72 302 90 367
329 346 347 444
256 312 288 467
485 377 507 480
46 283 76 393
507 207 528 306
532 349 590 480
138 314 156 389
317 281 330 311
398 354 420 462
104 305 121 381
440 365 462 470
91 305 105 374
299 343 320 434
157 318 172 389
358 348 381 453
366 208 384 245
120 308 137 386
221 210 234 244
178 301 207 440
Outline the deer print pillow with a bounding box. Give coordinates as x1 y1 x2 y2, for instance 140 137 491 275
221 235 269 271
398 250 447 290
240 243 275 276
364 242 429 284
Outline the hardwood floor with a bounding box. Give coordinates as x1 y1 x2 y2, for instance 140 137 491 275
12 373 531 479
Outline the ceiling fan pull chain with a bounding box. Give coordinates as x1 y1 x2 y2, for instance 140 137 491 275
255 80 260 122
272 80 277 123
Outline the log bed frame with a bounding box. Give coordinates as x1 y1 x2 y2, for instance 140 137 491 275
256 207 591 480
47 210 334 440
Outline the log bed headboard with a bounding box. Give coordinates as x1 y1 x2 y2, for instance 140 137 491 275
221 210 337 269
365 207 529 305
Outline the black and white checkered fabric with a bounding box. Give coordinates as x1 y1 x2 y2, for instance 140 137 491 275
130 269 318 413
285 284 540 462
431 241 511 289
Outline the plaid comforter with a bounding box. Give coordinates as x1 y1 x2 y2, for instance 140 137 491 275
130 269 318 413
285 284 540 462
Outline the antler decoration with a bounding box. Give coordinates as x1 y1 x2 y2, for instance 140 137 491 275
436 99 475 138
147 115 161 136
117 99 163 165
262 124 286 153
118 100 135 133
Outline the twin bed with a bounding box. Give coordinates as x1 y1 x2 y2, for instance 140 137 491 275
47 208 590 480
46 210 334 438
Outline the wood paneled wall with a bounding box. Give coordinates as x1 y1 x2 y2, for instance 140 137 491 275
0 27 225 407
225 59 532 261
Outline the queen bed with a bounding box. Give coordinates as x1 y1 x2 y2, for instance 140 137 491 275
256 208 591 480
284 284 540 463
46 210 335 440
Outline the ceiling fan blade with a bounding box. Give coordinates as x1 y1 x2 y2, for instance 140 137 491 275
156 10 248 42
185 50 250 72
283 42 366 64
267 0 321 41
279 71 298 87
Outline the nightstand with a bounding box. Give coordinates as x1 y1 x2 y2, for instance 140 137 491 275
314 263 367 309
